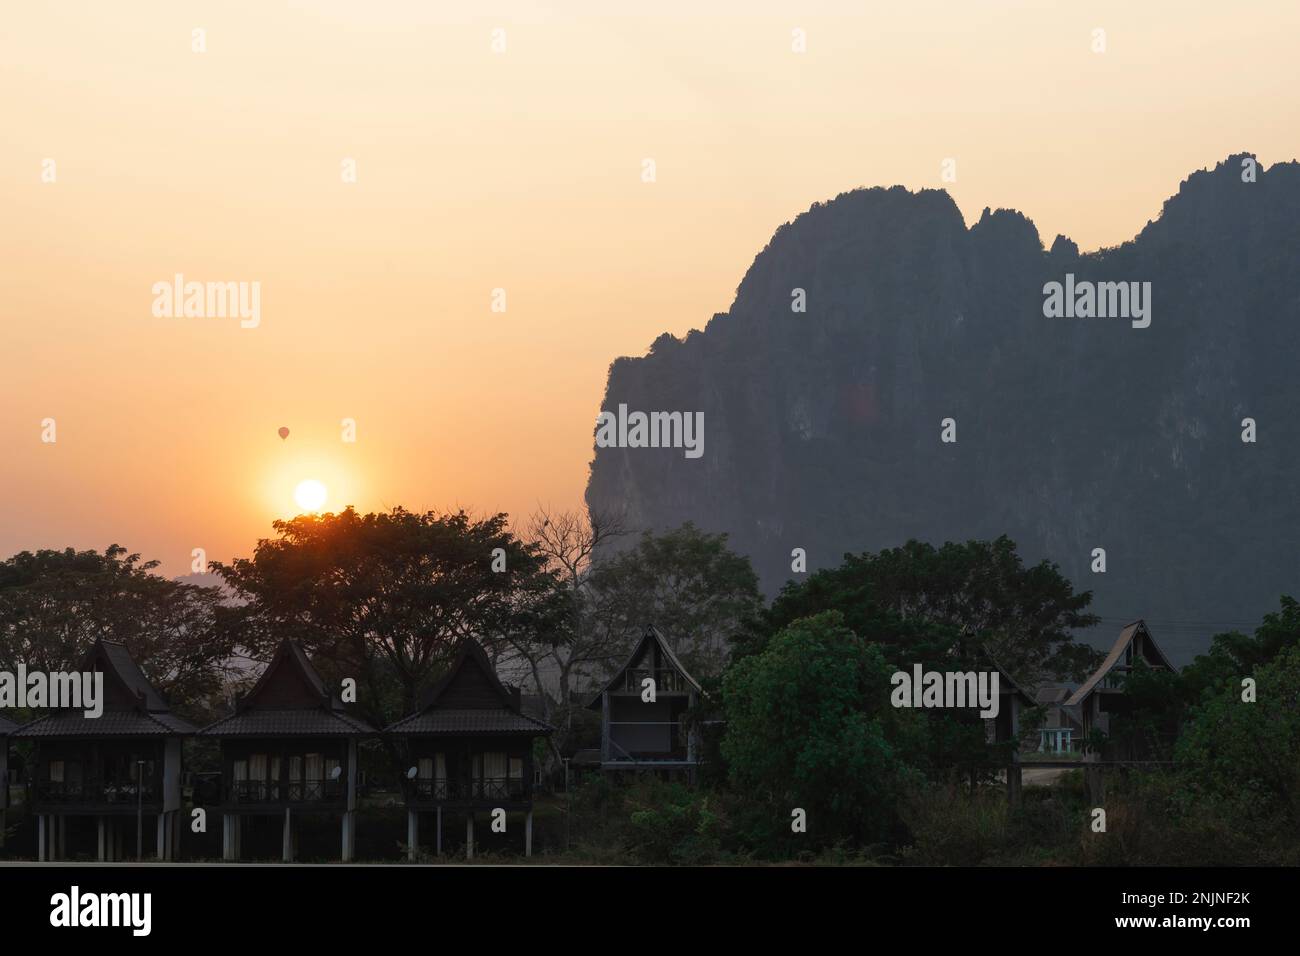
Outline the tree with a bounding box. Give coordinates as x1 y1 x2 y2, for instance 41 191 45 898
0 545 237 722
587 523 763 678
1175 644 1300 829
213 507 558 735
497 506 626 753
1180 595 1300 706
754 536 1101 686
722 611 927 850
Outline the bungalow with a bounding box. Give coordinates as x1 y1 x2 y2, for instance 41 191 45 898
1066 619 1174 759
384 638 552 860
12 639 193 861
587 625 703 780
197 638 375 862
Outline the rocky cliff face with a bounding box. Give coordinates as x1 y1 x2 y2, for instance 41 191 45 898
585 155 1300 663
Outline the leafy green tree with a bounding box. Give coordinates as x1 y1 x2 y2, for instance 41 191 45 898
1174 644 1300 827
722 611 927 849
753 536 1100 686
0 545 236 722
587 522 763 677
1180 595 1300 705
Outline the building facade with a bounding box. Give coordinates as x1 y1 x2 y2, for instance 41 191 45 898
385 638 552 859
11 640 192 861
197 639 375 862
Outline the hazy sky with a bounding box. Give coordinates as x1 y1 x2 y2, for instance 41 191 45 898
3 1 1298 577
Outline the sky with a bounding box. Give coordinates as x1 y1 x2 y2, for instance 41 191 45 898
3 0 1299 577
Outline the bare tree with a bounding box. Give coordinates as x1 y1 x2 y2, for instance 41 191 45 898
504 504 629 750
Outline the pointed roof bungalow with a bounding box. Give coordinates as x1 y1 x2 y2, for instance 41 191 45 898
198 638 376 862
983 654 1036 745
385 637 551 859
1066 619 1174 756
587 625 704 778
12 639 194 861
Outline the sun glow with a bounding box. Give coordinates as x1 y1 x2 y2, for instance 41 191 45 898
293 479 328 513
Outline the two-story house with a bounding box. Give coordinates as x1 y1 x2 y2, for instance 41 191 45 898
384 638 552 860
197 638 376 862
12 639 193 861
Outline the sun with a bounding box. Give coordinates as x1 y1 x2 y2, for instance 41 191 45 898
293 479 328 513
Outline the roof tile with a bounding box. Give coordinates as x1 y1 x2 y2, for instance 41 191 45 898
385 707 551 736
12 711 195 738
198 708 375 737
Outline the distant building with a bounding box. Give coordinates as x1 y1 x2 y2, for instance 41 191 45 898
12 639 193 861
1034 687 1083 754
587 625 704 780
197 638 376 862
1066 620 1175 759
385 638 552 859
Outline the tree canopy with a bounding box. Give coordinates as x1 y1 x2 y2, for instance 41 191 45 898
754 536 1101 686
213 506 560 729
0 545 236 721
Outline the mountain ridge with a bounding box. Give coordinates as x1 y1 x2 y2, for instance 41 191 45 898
586 154 1300 664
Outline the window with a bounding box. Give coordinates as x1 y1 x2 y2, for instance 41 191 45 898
481 752 507 796
49 760 65 783
418 757 433 780
233 760 248 783
249 754 268 781
305 753 323 781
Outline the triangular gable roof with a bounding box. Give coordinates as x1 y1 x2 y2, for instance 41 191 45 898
1066 620 1173 707
237 638 339 713
983 652 1037 709
385 638 552 736
197 639 375 738
92 639 169 712
586 625 702 710
12 639 195 738
417 638 517 712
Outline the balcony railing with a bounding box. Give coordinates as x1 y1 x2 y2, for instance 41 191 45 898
411 777 527 802
34 779 160 805
623 668 688 693
227 779 343 804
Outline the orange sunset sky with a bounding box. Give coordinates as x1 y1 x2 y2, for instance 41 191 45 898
3 1 1299 577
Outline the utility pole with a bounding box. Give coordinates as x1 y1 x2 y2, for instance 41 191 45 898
562 757 570 851
136 759 145 860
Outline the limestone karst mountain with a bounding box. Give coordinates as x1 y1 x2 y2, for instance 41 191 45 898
585 154 1300 664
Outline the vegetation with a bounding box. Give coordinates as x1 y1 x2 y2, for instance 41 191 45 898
3 522 1298 865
